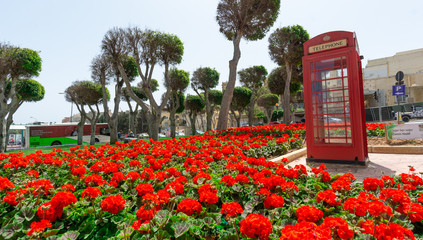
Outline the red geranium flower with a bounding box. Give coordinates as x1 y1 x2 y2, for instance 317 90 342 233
264 194 285 209
363 177 384 191
220 175 235 186
321 217 354 239
280 221 331 240
26 220 52 236
136 204 157 221
316 189 341 207
221 202 243 217
101 195 125 214
81 187 102 199
135 183 154 197
36 202 63 222
296 205 323 223
50 191 76 208
240 214 272 240
177 198 202 216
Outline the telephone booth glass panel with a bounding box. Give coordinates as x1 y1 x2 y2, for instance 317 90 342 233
311 57 351 145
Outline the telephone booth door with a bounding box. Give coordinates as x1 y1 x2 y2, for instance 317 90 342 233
303 31 368 165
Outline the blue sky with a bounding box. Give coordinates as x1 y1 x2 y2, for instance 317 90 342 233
2 0 422 124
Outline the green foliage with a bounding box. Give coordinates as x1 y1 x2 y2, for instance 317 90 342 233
256 111 265 119
191 67 220 92
166 68 190 92
16 79 45 102
122 86 148 101
230 86 252 111
238 65 267 90
65 81 107 105
122 55 139 81
267 67 302 95
208 89 223 106
257 93 279 108
268 25 310 66
175 93 185 113
154 32 184 65
216 0 281 41
271 109 284 121
185 94 205 113
7 47 42 78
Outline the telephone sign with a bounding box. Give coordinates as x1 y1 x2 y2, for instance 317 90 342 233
392 85 406 96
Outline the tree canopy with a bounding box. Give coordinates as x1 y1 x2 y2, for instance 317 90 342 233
65 81 107 106
216 0 281 41
268 25 309 66
238 65 267 89
185 95 205 113
16 79 45 102
267 67 302 95
166 68 190 92
191 67 220 92
231 86 252 111
257 93 278 109
208 89 223 106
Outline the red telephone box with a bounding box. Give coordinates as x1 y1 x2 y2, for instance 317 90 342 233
302 31 368 165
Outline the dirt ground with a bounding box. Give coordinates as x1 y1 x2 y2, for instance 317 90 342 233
367 137 423 146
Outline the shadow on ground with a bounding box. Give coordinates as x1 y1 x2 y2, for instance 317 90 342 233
306 161 396 182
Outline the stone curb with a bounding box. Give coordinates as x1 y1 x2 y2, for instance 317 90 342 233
268 145 422 164
270 147 307 163
368 145 423 154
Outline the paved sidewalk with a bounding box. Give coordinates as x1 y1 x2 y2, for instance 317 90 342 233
287 153 423 182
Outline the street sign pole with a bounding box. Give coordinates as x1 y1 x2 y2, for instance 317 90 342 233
397 95 401 124
395 71 405 124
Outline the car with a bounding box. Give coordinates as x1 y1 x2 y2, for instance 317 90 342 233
399 106 423 122
326 117 343 123
138 133 149 138
195 130 205 135
158 133 166 138
267 121 281 126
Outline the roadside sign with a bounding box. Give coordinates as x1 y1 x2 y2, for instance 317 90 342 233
395 71 404 81
392 85 406 95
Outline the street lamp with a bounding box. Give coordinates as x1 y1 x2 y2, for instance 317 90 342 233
275 103 279 110
59 92 73 122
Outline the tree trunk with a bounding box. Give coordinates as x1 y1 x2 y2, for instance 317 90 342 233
0 118 7 153
247 98 255 126
190 113 196 136
205 90 213 131
265 108 272 124
77 115 85 145
283 64 292 124
217 32 242 130
90 122 96 145
170 110 176 138
109 114 118 144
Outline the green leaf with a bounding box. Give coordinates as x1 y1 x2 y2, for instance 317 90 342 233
1 222 22 239
171 222 189 238
21 207 35 222
231 184 241 192
44 229 60 238
14 213 25 223
117 227 134 239
153 230 171 240
153 210 170 227
58 231 80 240
203 217 216 228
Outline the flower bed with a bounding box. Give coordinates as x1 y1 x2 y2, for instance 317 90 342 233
0 123 422 240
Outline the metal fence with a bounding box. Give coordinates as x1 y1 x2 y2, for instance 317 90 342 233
365 102 423 122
